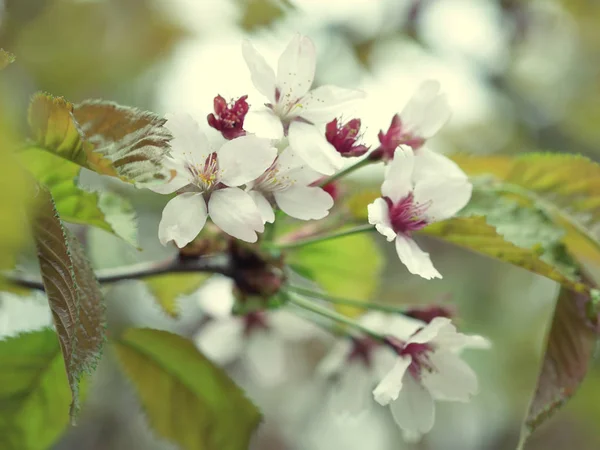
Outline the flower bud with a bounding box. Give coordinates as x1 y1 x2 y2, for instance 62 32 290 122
207 95 249 140
325 118 369 157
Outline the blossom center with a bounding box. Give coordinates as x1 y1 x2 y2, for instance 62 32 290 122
400 342 435 380
207 95 249 140
384 194 429 235
186 152 221 192
243 311 269 336
253 159 292 193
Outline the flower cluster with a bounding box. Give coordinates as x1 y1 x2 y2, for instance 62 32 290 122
146 32 489 443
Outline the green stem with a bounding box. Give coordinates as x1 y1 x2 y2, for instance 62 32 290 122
267 224 375 250
319 158 374 186
288 285 407 315
287 292 382 340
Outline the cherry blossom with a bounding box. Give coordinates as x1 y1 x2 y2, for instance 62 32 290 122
194 276 321 386
207 94 249 140
151 113 277 247
325 118 369 157
242 33 364 175
373 317 490 442
247 147 334 223
368 147 472 279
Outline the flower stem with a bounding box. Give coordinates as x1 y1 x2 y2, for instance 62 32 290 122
267 224 375 250
287 292 382 340
288 285 407 315
319 158 375 186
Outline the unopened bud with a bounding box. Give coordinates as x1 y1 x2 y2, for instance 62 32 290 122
207 95 249 140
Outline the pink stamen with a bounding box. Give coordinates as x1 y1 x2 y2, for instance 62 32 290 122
385 194 429 235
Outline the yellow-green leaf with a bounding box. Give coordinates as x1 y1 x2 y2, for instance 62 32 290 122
238 0 291 30
27 93 172 184
32 189 105 419
287 232 383 316
0 49 15 70
20 149 137 246
0 329 73 450
113 328 261 450
145 274 209 317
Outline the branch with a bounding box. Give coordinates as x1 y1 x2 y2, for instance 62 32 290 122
6 253 232 291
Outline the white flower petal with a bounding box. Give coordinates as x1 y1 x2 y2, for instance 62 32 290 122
277 34 316 105
394 234 442 280
389 374 435 441
421 350 479 402
165 112 211 163
373 357 412 406
244 108 284 140
197 275 235 319
417 94 451 138
276 146 322 185
330 363 374 417
386 314 427 340
147 168 190 195
242 40 277 103
274 185 333 220
413 147 468 180
158 193 207 248
381 147 414 203
368 198 396 242
194 318 244 365
208 188 264 242
218 135 277 186
243 330 287 386
318 339 353 377
270 309 320 341
248 190 275 223
413 176 472 223
288 121 344 175
407 317 452 345
430 320 491 352
298 85 366 124
401 80 442 133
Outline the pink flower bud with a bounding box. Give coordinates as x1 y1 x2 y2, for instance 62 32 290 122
325 118 369 157
207 95 249 140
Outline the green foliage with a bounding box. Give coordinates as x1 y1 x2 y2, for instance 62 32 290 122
27 92 172 185
0 49 15 70
113 328 261 450
238 0 292 30
519 287 598 448
287 231 383 316
145 274 209 317
32 189 105 419
21 148 137 246
0 329 73 450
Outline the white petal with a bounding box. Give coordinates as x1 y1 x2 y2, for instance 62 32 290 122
218 135 277 186
248 190 275 223
242 40 277 103
373 357 412 406
330 363 374 417
382 147 414 203
165 112 211 163
430 320 491 352
158 193 207 248
401 80 442 134
407 317 452 345
417 94 451 138
270 309 320 341
413 177 472 223
389 374 435 440
386 315 427 340
147 167 190 195
274 185 333 220
368 198 396 242
394 234 442 280
243 330 287 386
243 108 284 140
194 318 244 365
421 350 479 402
276 146 322 185
318 340 353 377
196 275 236 319
413 147 468 180
277 34 316 105
208 188 264 242
297 85 366 124
358 311 390 332
288 121 344 175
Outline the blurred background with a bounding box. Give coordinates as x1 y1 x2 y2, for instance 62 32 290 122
2 0 600 449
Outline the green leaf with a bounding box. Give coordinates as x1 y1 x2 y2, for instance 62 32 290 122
113 328 261 450
452 153 600 267
20 148 137 246
0 49 15 70
237 0 292 30
286 232 383 316
519 286 599 447
32 188 105 419
0 329 73 450
27 93 172 184
145 274 209 317
421 217 591 295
